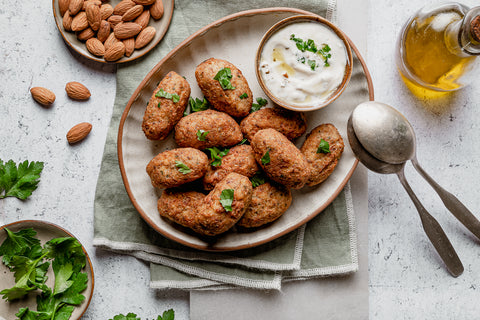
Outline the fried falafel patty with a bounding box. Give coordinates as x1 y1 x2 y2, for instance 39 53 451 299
142 71 191 140
301 123 344 186
195 58 253 118
193 172 253 236
175 109 243 149
240 107 307 141
157 190 205 230
203 145 259 190
146 148 209 189
237 181 292 228
251 129 311 189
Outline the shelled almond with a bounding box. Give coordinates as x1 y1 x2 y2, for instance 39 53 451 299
59 0 164 62
67 122 92 144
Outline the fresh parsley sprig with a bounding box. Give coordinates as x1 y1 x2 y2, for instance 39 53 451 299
290 34 332 68
196 130 209 141
261 149 271 165
250 172 267 188
214 68 235 90
155 89 180 103
0 227 88 320
220 189 234 212
205 147 230 167
110 309 174 320
250 97 268 113
0 159 44 200
175 161 191 174
317 139 331 154
184 97 210 116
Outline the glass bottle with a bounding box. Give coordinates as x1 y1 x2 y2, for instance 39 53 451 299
396 3 480 94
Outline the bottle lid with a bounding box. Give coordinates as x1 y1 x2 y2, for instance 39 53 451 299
472 15 480 42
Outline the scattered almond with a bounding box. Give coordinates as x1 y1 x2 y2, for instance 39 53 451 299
135 26 156 49
104 42 126 61
150 0 164 20
67 122 92 144
113 0 136 15
77 27 95 41
108 15 123 28
122 5 143 21
59 0 71 16
65 82 91 100
133 0 155 5
114 22 142 39
86 3 101 31
123 38 135 57
97 20 111 42
83 0 101 10
86 38 105 56
63 10 73 31
134 10 150 29
71 11 89 32
100 3 114 20
69 0 83 15
30 87 56 106
104 32 121 50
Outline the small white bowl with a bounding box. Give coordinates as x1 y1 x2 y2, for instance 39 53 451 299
255 15 353 112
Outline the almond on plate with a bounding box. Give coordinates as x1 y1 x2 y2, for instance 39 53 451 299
59 0 71 16
86 3 101 31
30 87 56 106
123 38 135 57
150 0 164 20
100 3 114 20
86 38 105 56
134 10 150 29
71 11 89 32
133 0 156 5
114 22 142 39
135 26 156 49
122 4 143 21
65 82 91 100
69 0 83 15
77 27 95 41
63 10 73 31
97 20 111 42
104 42 126 61
67 122 92 144
113 0 136 15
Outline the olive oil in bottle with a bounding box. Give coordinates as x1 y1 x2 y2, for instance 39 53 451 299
396 3 480 95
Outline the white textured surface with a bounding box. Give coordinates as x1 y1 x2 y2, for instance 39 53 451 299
368 0 480 319
2 0 480 319
0 1 189 319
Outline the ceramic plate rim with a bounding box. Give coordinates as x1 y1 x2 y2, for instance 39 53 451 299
52 0 175 64
117 7 374 251
0 220 94 319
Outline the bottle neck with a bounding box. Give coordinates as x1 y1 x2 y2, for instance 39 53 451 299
446 7 480 56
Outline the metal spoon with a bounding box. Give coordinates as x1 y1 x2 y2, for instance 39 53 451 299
347 111 464 277
352 101 480 240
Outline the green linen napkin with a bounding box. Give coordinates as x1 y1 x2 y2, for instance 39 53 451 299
93 0 360 290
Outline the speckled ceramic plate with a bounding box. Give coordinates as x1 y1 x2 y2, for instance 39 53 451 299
52 0 174 64
118 8 374 251
0 220 94 319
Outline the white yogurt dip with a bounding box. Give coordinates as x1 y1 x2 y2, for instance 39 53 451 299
259 21 348 107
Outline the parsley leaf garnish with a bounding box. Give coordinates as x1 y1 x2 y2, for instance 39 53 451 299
189 97 210 113
108 309 175 320
196 130 209 141
214 68 236 90
239 93 248 99
220 189 234 212
238 138 248 145
250 97 268 113
261 149 271 165
317 139 331 153
0 228 40 268
155 88 180 103
0 160 44 200
250 172 267 188
290 34 332 68
206 147 230 167
175 161 191 174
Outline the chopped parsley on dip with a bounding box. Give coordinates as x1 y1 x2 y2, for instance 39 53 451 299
259 22 347 107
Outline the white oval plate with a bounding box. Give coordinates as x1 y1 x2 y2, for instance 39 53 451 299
0 220 94 319
52 0 174 63
118 8 374 251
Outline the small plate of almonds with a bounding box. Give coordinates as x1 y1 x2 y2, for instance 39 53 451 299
52 0 174 63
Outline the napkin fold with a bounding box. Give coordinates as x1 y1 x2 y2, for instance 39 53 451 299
93 0 361 290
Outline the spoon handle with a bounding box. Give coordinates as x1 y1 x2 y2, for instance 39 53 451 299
411 157 480 240
396 169 464 277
